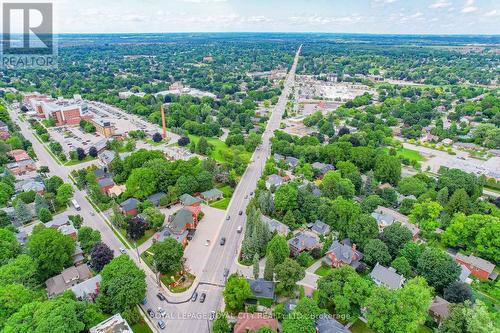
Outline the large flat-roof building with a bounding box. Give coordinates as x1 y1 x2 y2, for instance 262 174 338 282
91 118 115 137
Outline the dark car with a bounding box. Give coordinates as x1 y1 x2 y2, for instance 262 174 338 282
250 192 254 196
220 237 226 245
147 308 155 318
191 292 198 302
200 293 206 303
238 210 243 215
157 320 166 330
223 268 229 277
156 293 166 301
226 215 230 220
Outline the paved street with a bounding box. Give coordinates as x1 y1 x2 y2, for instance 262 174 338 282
9 44 302 333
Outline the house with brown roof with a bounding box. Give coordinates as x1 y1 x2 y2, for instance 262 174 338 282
288 230 320 256
233 313 279 333
323 239 363 269
428 296 451 323
8 149 30 162
45 264 92 298
455 253 497 280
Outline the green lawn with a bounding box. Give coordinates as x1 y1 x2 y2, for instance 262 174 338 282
189 135 251 164
132 321 153 333
314 265 334 277
384 147 424 162
209 185 234 210
64 156 96 166
119 228 155 246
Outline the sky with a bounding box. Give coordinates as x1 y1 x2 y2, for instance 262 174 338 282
16 0 500 34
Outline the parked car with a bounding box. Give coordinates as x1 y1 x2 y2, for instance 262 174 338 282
156 293 166 301
236 226 243 233
200 293 206 303
238 210 243 215
226 216 230 220
210 311 216 321
158 307 166 317
157 320 166 329
191 292 198 302
119 247 126 254
147 308 155 318
220 237 226 245
223 268 229 277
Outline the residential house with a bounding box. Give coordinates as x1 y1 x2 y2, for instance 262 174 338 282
285 156 299 168
90 314 132 333
323 239 363 269
441 138 453 146
311 162 335 176
15 231 28 246
310 220 330 236
428 296 451 323
179 193 202 206
233 313 279 333
46 264 92 298
45 215 70 229
273 153 285 162
459 265 472 284
161 206 202 247
15 178 45 194
261 214 290 236
266 174 284 189
98 177 115 194
0 120 9 139
73 245 85 265
98 150 116 166
6 159 36 175
8 149 30 162
371 206 420 240
200 188 224 202
70 275 101 302
119 198 139 216
92 168 107 180
58 224 78 239
316 314 352 333
247 279 275 300
107 184 126 198
147 192 165 207
455 253 497 280
370 263 405 289
288 230 320 256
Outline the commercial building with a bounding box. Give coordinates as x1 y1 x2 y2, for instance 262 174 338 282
91 118 115 137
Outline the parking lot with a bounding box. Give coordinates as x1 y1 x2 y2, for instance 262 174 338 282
47 125 103 155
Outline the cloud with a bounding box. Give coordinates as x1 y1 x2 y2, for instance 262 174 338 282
429 0 452 9
484 9 500 17
461 0 478 13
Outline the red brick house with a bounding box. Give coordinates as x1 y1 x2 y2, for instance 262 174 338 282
455 253 497 281
119 198 139 216
323 239 363 269
8 149 30 162
234 313 279 333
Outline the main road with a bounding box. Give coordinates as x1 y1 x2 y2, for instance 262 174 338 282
10 43 301 333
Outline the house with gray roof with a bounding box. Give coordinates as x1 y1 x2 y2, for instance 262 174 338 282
285 156 299 168
316 314 352 333
45 215 70 229
90 314 132 333
147 192 165 207
200 188 224 202
98 150 116 166
455 253 497 280
310 220 330 236
370 263 405 289
324 239 363 269
179 193 202 206
288 230 320 256
312 162 335 176
119 198 139 216
247 278 275 299
70 274 101 301
261 214 290 236
46 264 92 298
266 174 284 189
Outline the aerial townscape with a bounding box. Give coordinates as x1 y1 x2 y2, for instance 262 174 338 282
0 1 499 333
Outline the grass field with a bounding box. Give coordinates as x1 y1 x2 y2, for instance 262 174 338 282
119 228 155 246
132 322 153 333
64 156 96 166
209 185 234 210
189 135 251 164
384 147 424 162
314 265 334 277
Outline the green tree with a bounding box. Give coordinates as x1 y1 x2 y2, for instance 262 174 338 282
446 188 470 215
0 228 21 265
363 239 391 266
409 199 442 232
34 194 49 214
37 207 52 223
374 154 401 185
253 253 260 279
417 247 460 293
0 284 38 329
400 242 424 269
0 182 14 206
436 187 449 206
142 207 165 229
97 255 146 313
320 171 355 199
14 199 32 224
379 222 412 257
125 168 156 199
212 312 231 333
27 226 75 280
282 298 323 333
437 168 482 199
44 176 63 194
274 183 298 213
0 254 39 288
152 238 184 274
55 183 74 208
391 257 412 278
347 213 379 249
264 253 275 281
274 258 305 296
223 274 252 314
317 265 371 321
438 301 496 333
196 137 210 155
397 176 428 197
77 227 101 253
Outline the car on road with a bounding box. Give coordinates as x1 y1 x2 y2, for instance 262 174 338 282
156 293 166 301
226 215 230 220
204 240 210 246
223 268 229 277
157 320 166 329
200 293 206 303
220 237 226 245
210 311 216 321
238 210 243 215
237 226 243 233
147 308 155 318
250 192 254 196
119 247 126 254
191 292 198 302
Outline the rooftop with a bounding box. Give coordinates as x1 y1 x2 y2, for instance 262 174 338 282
90 314 132 333
370 263 405 289
247 278 275 299
455 253 495 274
